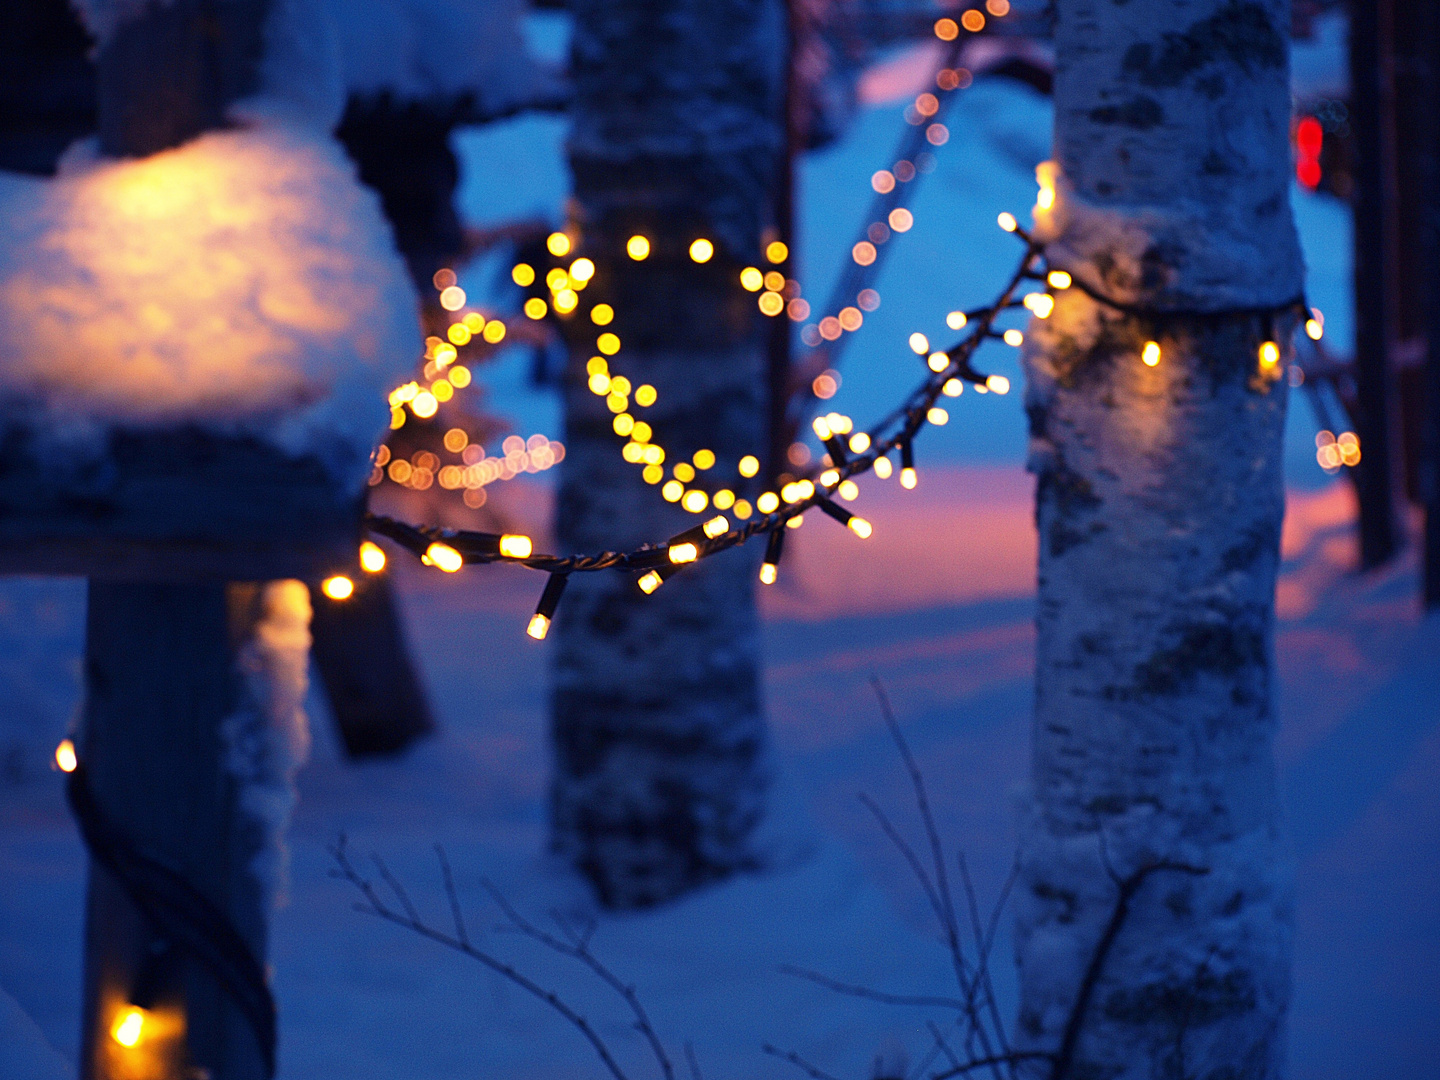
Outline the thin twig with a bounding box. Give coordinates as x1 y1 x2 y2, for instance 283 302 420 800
931 1052 1056 1080
762 1044 844 1080
958 853 1011 1059
779 965 969 1011
329 839 633 1080
435 845 470 948
481 879 676 1080
684 1041 704 1080
927 1021 963 1072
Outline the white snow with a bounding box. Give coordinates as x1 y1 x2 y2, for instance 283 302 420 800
224 580 314 910
0 123 420 491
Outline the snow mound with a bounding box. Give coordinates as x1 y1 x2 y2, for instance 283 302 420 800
0 124 419 491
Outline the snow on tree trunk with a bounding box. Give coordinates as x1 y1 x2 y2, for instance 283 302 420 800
1015 2 1303 1077
551 0 785 908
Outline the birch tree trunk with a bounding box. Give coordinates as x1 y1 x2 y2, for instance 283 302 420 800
551 0 785 908
1016 2 1303 1076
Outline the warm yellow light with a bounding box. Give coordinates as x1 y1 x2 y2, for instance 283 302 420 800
512 263 536 286
635 383 657 407
740 267 764 291
627 235 651 260
637 570 664 594
554 289 579 313
997 212 1018 232
909 332 930 355
390 409 405 430
928 352 949 372
546 232 571 257
482 320 507 343
820 469 841 488
439 286 466 311
812 416 832 439
734 499 753 519
607 392 627 413
838 479 859 501
1142 340 1161 367
758 291 785 316
766 240 789 264
359 541 387 573
613 413 634 436
874 456 893 479
643 464 664 484
112 1007 146 1048
569 257 596 283
961 8 986 31
431 379 454 402
900 467 918 489
946 311 968 330
757 491 780 513
849 432 871 453
448 323 471 346
987 374 1011 394
682 489 709 513
322 575 354 600
524 297 548 320
986 0 1010 15
714 488 735 509
827 412 852 434
1259 340 1280 367
888 208 914 233
591 303 614 325
424 542 463 573
759 563 778 585
597 333 621 355
1047 269 1072 289
689 238 714 263
764 271 785 292
588 372 611 395
587 357 609 376
689 448 713 470
1036 185 1055 211
411 391 438 418
55 738 77 773
943 378 964 397
622 441 644 463
632 421 653 443
703 515 729 538
642 444 664 465
738 454 760 477
787 514 805 530
674 462 696 483
927 407 949 426
547 268 569 291
1024 293 1054 318
669 542 699 563
1305 318 1323 341
527 613 551 640
499 534 533 559
872 170 896 194
934 16 959 40
847 516 873 539
449 365 471 388
662 480 684 502
852 241 877 266
1003 328 1024 347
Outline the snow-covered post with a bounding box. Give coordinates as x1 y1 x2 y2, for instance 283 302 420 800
1015 1 1303 1076
0 0 417 1074
551 0 786 907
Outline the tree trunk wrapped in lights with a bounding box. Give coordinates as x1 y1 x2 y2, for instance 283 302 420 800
552 0 786 908
1016 1 1302 1076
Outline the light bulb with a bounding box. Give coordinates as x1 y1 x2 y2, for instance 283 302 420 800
499 534 533 559
321 575 354 600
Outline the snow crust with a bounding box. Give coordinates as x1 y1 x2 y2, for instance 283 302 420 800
223 580 313 910
0 987 73 1080
0 124 420 491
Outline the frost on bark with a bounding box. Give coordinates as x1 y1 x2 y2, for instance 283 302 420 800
1015 2 1302 1076
551 0 785 908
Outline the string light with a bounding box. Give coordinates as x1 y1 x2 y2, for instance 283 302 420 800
627 235 651 260
527 573 567 639
423 542 463 573
321 575 354 601
112 1007 146 1048
689 239 715 263
55 738 77 773
1142 340 1162 367
359 541 387 573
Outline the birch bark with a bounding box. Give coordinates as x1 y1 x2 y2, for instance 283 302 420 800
551 0 785 908
1015 2 1303 1076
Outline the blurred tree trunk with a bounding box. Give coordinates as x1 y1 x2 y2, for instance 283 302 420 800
552 0 785 908
1017 1 1301 1075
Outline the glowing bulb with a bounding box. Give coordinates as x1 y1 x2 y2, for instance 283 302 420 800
759 291 785 316
359 541 387 573
439 286 466 311
838 480 859 501
610 375 632 396
1024 293 1054 318
321 575 354 600
874 456 893 479
703 515 729 538
946 311 968 330
909 332 930 354
643 464 664 484
997 212 1018 232
589 372 611 395
849 432 870 453
757 492 780 513
482 320 506 343
627 235 650 260
986 374 1011 394
819 469 840 487
674 462 696 482
759 563 778 585
901 467 917 489
613 413 634 436
1259 340 1280 366
682 489 710 513
738 455 760 478
411 391 438 418
569 257 595 283
662 480 684 502
546 232 571 257
812 416 832 439
512 263 535 286
1003 328 1024 347
1047 269 1072 289
499 534 533 559
928 352 949 372
927 407 949 426
740 267 764 291
766 240 789 264
689 238 715 263
1305 318 1323 340
637 570 664 594
714 489 735 509
1142 341 1161 367
112 1008 145 1048
847 516 873 539
1036 185 1055 210
669 542 699 564
55 738 77 773
554 289 579 313
943 378 963 396
424 542 463 573
597 333 621 355
524 297 548 320
527 613 551 639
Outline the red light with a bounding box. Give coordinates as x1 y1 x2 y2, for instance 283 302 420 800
1297 159 1321 189
1296 117 1323 158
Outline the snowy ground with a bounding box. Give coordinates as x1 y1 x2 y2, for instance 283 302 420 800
2 21 1437 1080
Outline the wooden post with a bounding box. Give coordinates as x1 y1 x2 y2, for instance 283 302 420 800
1349 0 1404 568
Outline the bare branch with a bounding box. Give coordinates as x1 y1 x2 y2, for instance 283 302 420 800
372 852 422 926
958 853 1011 1059
857 793 949 948
328 841 633 1080
927 1020 963 1071
762 1044 844 1080
780 965 970 1011
684 1041 704 1080
435 845 470 948
930 1052 1056 1080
